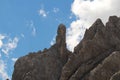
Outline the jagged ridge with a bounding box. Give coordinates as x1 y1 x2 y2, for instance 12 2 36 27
12 16 120 80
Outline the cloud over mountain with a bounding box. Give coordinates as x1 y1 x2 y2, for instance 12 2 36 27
66 0 120 51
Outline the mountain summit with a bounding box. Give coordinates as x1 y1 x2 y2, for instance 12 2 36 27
12 16 120 80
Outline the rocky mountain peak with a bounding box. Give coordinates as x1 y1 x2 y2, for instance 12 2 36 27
84 18 104 40
12 16 120 80
56 24 66 47
109 15 119 23
55 24 69 62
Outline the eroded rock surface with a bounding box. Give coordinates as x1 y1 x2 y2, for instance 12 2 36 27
12 16 120 80
12 24 70 80
110 71 120 80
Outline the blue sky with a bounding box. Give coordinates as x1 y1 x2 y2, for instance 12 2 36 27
0 0 74 79
0 0 120 80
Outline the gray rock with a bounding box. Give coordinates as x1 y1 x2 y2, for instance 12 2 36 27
12 16 120 80
60 16 120 80
110 71 120 80
12 24 70 80
88 51 120 80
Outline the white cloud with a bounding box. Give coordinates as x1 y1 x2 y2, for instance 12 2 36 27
1 37 19 55
67 20 86 51
32 27 36 36
69 13 75 19
0 34 6 48
67 0 120 51
50 35 56 45
53 8 59 13
11 58 18 62
29 21 37 37
39 8 47 17
0 34 5 40
0 34 19 80
0 60 9 80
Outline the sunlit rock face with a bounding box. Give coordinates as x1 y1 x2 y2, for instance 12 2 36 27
12 16 120 80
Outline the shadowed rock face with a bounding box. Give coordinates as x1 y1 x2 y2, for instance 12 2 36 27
12 16 120 80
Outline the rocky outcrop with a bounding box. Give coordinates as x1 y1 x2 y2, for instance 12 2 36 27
110 71 120 80
12 24 70 80
86 51 120 80
12 16 120 80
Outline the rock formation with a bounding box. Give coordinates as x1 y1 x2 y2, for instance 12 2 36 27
110 70 120 80
12 24 70 80
12 16 120 80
